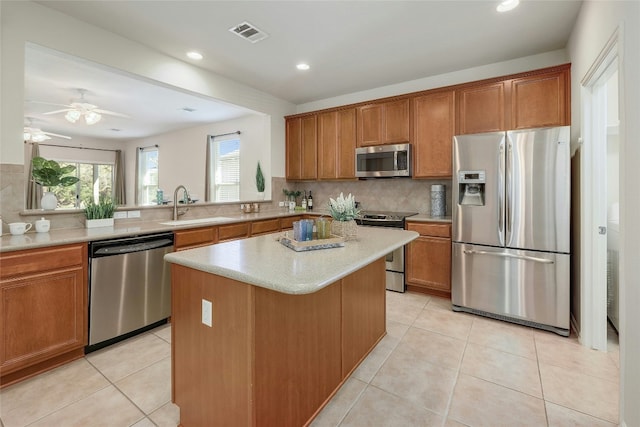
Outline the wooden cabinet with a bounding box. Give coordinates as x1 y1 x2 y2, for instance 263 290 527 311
0 243 88 387
280 215 302 230
174 226 218 251
218 222 251 241
357 98 410 146
412 90 455 178
286 115 317 180
250 218 281 236
318 108 357 179
456 65 570 134
405 222 451 297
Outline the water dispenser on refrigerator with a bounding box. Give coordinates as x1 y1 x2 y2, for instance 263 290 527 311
457 170 486 206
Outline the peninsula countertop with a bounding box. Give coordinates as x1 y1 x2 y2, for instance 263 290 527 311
164 226 419 295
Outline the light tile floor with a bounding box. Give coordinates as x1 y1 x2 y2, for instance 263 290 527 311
0 292 620 427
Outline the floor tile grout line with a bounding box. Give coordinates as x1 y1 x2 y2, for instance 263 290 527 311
333 379 368 427
439 317 473 427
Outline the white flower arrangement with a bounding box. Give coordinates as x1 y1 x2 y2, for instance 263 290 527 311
328 192 360 222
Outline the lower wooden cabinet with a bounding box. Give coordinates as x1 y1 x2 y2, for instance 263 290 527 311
174 226 218 250
0 243 88 387
405 222 452 297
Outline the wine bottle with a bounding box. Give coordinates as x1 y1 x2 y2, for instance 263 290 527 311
308 191 313 210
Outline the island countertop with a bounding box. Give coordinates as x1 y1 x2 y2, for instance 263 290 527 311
164 226 418 295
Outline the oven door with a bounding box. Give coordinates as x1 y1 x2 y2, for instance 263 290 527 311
385 246 405 293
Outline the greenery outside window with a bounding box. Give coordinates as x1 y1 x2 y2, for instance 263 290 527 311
209 138 240 202
52 162 114 209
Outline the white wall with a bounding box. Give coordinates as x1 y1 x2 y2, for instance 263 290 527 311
567 1 640 426
123 114 270 205
0 1 294 177
296 50 569 113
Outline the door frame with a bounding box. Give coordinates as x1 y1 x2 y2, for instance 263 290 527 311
579 29 620 350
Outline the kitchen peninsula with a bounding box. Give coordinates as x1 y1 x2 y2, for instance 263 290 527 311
164 226 418 427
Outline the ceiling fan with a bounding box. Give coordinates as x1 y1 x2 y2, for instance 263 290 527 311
23 126 71 142
37 88 129 125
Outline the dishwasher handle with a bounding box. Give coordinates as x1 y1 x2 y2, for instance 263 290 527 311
90 233 174 258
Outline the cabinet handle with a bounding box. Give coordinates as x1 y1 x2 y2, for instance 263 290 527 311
463 250 554 264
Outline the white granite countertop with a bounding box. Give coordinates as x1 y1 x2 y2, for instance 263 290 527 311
407 214 452 223
0 210 313 253
164 227 419 295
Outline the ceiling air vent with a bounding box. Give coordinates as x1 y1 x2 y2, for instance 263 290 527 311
228 21 269 43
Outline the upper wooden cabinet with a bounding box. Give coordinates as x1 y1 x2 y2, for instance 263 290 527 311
456 65 570 134
318 108 356 179
286 115 317 180
412 90 455 178
357 98 410 146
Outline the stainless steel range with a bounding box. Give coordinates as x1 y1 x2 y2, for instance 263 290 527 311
355 211 418 292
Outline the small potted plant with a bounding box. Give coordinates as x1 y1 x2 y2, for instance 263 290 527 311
328 192 360 240
31 156 80 210
84 198 116 228
256 162 265 199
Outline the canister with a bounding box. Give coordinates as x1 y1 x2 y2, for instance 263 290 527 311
431 184 446 217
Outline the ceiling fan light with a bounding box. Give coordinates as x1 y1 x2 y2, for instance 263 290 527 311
85 111 102 125
33 133 50 142
497 0 519 12
65 110 81 123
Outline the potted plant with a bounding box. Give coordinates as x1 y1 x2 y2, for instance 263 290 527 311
328 192 360 240
31 156 80 210
84 198 116 228
256 162 265 199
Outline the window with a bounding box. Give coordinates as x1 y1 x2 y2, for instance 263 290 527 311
209 137 240 202
52 162 114 209
137 146 159 205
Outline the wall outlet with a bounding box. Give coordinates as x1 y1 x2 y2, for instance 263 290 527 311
127 210 141 218
202 299 213 327
113 211 127 219
278 201 285 207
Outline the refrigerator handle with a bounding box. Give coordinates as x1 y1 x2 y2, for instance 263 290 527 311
463 250 554 264
505 138 513 242
498 141 505 246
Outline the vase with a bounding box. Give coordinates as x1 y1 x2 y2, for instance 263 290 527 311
86 218 115 229
41 192 58 210
331 219 358 241
257 192 265 200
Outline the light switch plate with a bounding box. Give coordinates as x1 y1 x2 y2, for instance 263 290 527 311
202 299 212 327
113 211 127 219
127 210 141 218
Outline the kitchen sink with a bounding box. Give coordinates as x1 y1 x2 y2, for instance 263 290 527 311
159 217 235 226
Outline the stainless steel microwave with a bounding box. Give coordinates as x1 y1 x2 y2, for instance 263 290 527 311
355 143 412 178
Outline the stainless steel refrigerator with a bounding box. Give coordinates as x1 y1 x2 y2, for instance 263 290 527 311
451 126 570 336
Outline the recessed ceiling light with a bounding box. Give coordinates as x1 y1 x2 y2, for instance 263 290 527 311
497 0 519 12
296 63 310 71
186 51 203 60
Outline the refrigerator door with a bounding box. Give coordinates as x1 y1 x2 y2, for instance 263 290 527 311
451 242 570 334
452 132 505 246
506 127 571 253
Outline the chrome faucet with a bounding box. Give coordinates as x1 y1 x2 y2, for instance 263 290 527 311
173 185 191 220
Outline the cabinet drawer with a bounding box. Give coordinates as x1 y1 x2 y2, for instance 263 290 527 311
406 222 451 238
280 216 303 230
0 243 86 279
251 219 280 236
174 227 217 250
218 222 250 241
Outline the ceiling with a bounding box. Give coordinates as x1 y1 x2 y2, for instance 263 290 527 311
27 0 582 141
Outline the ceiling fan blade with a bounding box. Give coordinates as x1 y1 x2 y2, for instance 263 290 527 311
27 100 74 108
94 109 130 118
43 109 73 115
43 131 72 139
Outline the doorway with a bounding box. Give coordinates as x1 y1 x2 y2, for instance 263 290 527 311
580 31 620 352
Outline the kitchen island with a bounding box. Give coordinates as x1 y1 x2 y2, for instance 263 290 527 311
164 226 418 427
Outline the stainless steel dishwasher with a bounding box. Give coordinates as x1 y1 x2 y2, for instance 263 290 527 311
87 232 174 351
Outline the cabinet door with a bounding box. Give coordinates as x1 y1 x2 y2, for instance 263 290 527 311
318 109 356 180
1 267 86 376
286 117 302 180
301 115 318 180
337 108 356 179
174 226 217 250
456 81 506 134
413 91 455 178
357 104 383 146
218 222 250 241
250 219 281 236
406 235 451 294
383 98 410 143
511 70 569 129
